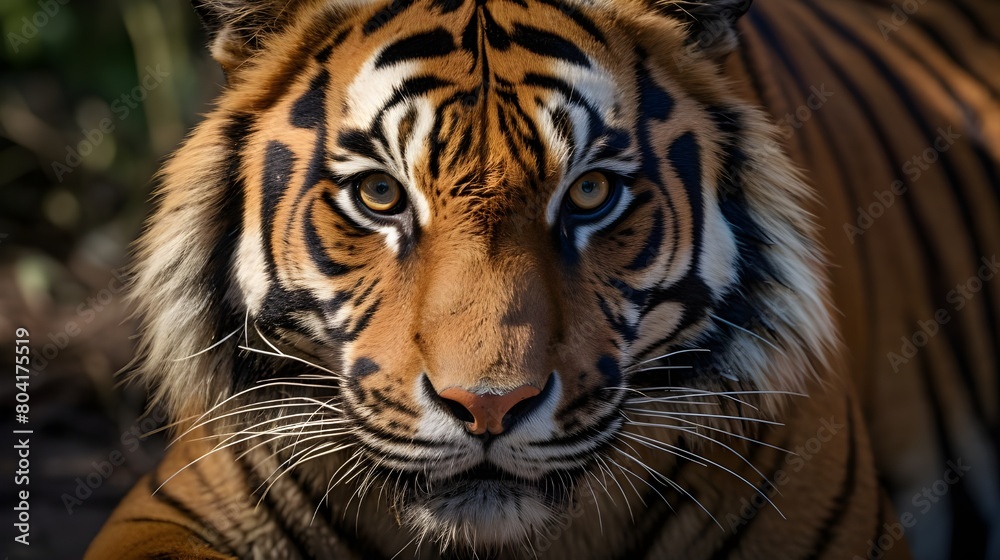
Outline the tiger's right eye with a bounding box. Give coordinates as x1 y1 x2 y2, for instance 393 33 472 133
567 171 612 214
358 173 403 213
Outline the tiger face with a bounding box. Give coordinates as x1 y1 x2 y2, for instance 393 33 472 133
134 0 835 552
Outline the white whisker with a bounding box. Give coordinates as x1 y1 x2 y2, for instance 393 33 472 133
626 348 711 370
709 313 783 354
171 327 241 362
623 409 782 425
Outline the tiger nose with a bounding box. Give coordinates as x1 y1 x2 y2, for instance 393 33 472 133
438 385 542 435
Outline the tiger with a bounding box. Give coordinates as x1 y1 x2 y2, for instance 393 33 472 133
85 0 1000 558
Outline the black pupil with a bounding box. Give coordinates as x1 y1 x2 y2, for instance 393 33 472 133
581 181 596 194
375 182 390 196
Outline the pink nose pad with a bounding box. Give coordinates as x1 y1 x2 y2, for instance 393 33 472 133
437 385 542 435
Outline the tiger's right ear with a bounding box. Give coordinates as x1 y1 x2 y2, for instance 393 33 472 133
650 0 753 59
191 0 299 73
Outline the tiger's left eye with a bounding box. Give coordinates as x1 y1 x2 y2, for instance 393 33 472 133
358 173 403 213
567 171 611 212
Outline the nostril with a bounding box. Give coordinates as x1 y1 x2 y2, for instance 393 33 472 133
441 398 475 424
502 393 543 426
500 374 554 430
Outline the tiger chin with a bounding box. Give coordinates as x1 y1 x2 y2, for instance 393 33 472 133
87 0 906 558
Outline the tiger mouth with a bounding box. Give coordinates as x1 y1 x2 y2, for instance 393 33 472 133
393 461 579 507
392 462 581 546
457 464 522 482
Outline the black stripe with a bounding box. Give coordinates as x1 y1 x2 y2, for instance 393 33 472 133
347 297 380 339
630 272 713 362
352 276 380 307
315 44 334 64
805 408 858 559
623 435 729 560
337 129 381 161
535 0 607 45
536 409 621 448
598 294 639 343
145 474 237 554
482 6 512 50
428 89 480 179
705 116 778 345
396 105 419 174
383 75 452 115
236 454 316 560
321 190 367 234
522 72 600 117
290 70 329 129
916 357 990 558
625 208 664 271
369 387 420 416
493 85 547 177
667 132 704 268
204 112 253 357
305 203 353 277
511 23 590 67
353 422 443 449
951 0 1000 43
634 57 681 277
431 0 464 13
261 139 294 265
591 128 634 162
706 435 788 560
364 0 417 34
864 490 887 560
375 28 456 68
904 13 998 99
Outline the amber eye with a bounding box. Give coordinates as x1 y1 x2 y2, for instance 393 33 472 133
357 173 403 213
567 171 611 212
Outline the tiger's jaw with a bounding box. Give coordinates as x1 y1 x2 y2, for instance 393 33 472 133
341 372 624 550
397 466 577 549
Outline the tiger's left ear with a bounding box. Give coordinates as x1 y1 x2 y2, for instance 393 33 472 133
191 0 301 73
651 0 753 58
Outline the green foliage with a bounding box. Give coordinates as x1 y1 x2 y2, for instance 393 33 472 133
0 0 220 273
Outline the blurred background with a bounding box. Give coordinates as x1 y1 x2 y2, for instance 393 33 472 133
0 1 222 557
